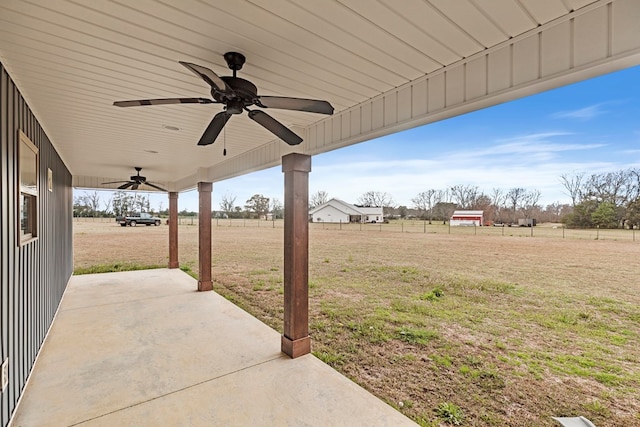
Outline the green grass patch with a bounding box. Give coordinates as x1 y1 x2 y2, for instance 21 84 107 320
435 402 464 425
313 350 345 365
74 262 166 275
179 264 198 279
397 327 439 345
420 287 444 301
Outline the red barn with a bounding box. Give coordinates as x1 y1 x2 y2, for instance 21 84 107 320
450 210 484 226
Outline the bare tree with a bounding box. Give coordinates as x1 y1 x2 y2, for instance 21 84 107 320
434 189 454 224
103 196 113 215
506 187 526 221
357 191 395 216
271 197 283 219
450 184 480 209
490 188 505 222
544 202 565 222
310 190 329 209
584 170 632 207
412 189 436 223
83 191 101 214
219 193 237 217
560 172 584 207
521 189 541 219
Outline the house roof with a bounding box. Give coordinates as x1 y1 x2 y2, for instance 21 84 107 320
1 1 638 191
309 198 362 216
452 210 484 216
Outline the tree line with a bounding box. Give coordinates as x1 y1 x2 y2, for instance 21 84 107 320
560 168 640 229
74 168 640 228
73 191 284 220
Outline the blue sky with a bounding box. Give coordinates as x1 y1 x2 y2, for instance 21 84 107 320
80 65 640 213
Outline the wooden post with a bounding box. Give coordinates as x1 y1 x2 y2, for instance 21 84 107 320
168 192 179 269
281 153 311 358
198 182 213 291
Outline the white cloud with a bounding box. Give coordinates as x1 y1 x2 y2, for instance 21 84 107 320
551 104 606 121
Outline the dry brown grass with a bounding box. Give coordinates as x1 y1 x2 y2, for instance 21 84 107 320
74 220 640 426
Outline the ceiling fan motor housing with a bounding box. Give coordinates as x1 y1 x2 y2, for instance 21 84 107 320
215 77 259 113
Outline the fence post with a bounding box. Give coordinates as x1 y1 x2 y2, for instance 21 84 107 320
360 222 362 232
340 219 342 231
423 220 426 233
502 225 504 236
448 221 451 234
474 223 477 235
596 225 599 240
401 222 404 233
530 225 533 237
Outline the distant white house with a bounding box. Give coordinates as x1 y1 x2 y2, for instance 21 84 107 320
450 210 484 226
309 198 384 223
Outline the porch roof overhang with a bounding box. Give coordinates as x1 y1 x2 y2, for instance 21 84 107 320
1 0 639 192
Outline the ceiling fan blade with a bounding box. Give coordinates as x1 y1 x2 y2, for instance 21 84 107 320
131 183 140 190
179 61 232 94
256 96 334 115
198 112 232 146
145 182 168 192
113 98 214 107
102 180 128 184
118 182 134 190
248 110 303 146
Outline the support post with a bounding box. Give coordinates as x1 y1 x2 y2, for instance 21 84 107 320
168 192 179 269
281 153 311 358
198 182 213 291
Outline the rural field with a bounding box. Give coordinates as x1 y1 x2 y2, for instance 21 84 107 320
74 220 640 426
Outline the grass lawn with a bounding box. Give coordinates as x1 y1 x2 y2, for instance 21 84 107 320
74 220 640 426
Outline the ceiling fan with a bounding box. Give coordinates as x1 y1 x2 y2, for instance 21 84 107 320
102 167 167 192
114 52 334 146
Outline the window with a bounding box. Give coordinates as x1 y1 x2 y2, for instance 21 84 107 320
18 130 38 244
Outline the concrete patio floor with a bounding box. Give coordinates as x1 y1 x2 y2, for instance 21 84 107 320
10 269 417 426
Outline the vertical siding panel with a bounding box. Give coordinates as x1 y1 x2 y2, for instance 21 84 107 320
1 61 9 426
360 102 372 133
0 63 73 427
541 21 571 77
411 79 427 118
427 73 445 112
371 97 384 130
465 56 487 101
383 91 397 127
488 47 512 93
612 0 640 55
350 108 360 138
445 66 465 107
397 86 411 123
513 35 539 86
574 7 608 67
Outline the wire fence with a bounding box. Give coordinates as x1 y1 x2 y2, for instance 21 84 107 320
73 217 639 242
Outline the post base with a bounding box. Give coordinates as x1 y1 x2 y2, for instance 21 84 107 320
168 261 179 269
281 335 310 358
198 280 213 291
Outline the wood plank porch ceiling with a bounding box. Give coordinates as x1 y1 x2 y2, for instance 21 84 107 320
1 0 638 191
